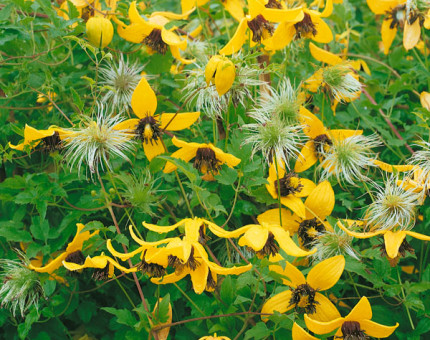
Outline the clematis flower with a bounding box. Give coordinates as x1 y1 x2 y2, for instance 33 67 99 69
263 0 334 51
219 0 304 55
163 137 241 180
266 159 316 218
199 334 231 340
113 77 200 161
304 296 398 339
338 220 430 266
9 124 71 152
86 16 114 48
29 223 99 274
114 2 194 64
261 255 344 322
63 253 136 280
205 55 236 96
292 322 318 340
280 181 335 250
421 91 430 110
181 0 245 22
36 91 56 112
294 108 362 172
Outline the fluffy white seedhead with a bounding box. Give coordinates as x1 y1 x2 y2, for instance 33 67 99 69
409 139 430 192
323 65 362 102
365 177 420 231
99 55 144 113
64 105 135 177
320 134 381 185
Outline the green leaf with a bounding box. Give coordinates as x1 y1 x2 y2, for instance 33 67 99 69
215 166 238 185
154 294 170 324
244 322 270 340
102 307 137 327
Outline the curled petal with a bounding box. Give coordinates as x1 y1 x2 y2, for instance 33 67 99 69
307 255 345 291
238 225 269 251
384 231 407 259
271 226 316 257
261 290 294 321
309 42 342 65
313 293 342 322
304 314 344 335
292 322 319 340
219 18 248 55
346 296 372 321
359 319 399 338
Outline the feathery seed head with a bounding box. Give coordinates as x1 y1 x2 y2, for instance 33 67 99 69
323 64 362 102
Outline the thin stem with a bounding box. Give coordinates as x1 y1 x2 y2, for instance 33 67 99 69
397 268 415 330
174 170 194 217
225 94 232 150
273 157 283 227
114 277 136 308
173 282 206 316
221 176 242 228
347 271 361 298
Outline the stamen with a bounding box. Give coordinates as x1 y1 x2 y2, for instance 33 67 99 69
92 265 110 281
313 134 332 157
377 238 415 267
341 321 368 340
135 115 162 144
137 258 166 277
206 271 217 290
247 15 275 43
198 225 211 245
265 0 282 9
143 29 168 54
194 147 221 173
168 248 200 274
255 233 279 257
275 172 304 197
288 283 319 314
294 13 317 40
298 218 325 249
42 131 62 152
65 250 85 265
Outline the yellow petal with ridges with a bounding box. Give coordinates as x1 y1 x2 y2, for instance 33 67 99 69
299 107 326 138
143 139 165 161
257 208 291 229
129 225 175 247
405 230 430 241
313 293 342 322
297 178 316 198
403 19 420 51
264 22 295 51
163 144 198 173
219 18 248 55
117 23 153 44
142 220 185 233
384 230 407 259
337 220 383 239
106 239 144 260
372 159 415 172
159 112 200 131
269 259 306 287
381 19 397 54
346 296 372 321
66 223 99 253
261 290 294 321
329 129 362 140
305 181 334 220
162 29 187 49
215 59 236 96
280 195 306 219
189 261 209 294
292 322 319 340
304 314 344 335
271 226 316 257
238 225 268 251
307 255 345 291
131 77 157 118
295 141 319 173
312 17 333 43
205 56 222 85
309 42 342 65
359 320 399 338
113 119 139 132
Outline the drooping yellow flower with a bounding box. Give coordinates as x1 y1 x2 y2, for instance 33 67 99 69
114 1 194 64
266 159 316 218
9 124 71 152
163 137 241 180
219 0 304 55
337 220 430 265
113 78 200 161
263 0 334 51
181 0 245 22
199 334 231 340
420 91 430 110
304 296 398 339
262 255 344 322
86 16 114 48
294 108 362 172
63 253 136 279
280 181 335 250
29 224 99 274
205 55 236 96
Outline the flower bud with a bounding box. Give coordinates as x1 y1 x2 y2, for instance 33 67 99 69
205 55 236 96
420 91 430 111
86 17 114 48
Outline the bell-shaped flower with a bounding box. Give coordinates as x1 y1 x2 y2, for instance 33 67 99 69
205 55 236 96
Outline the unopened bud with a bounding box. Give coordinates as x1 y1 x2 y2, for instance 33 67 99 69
86 17 114 48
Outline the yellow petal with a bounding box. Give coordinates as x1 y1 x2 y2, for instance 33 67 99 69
312 17 333 43
223 0 245 22
153 7 195 21
66 223 99 253
381 19 397 55
28 253 67 274
163 142 198 173
142 220 185 233
261 290 294 321
143 139 165 161
214 59 236 96
161 29 187 49
292 322 319 340
131 78 157 118
117 23 153 43
320 0 333 17
257 208 291 229
210 145 241 167
264 22 295 51
106 239 144 260
420 91 430 110
299 107 326 138
405 230 430 241
269 259 306 287
304 314 344 335
373 159 415 172
337 220 384 239
384 230 407 259
262 7 304 23
189 261 209 294
280 195 306 219
9 125 57 151
169 45 196 64
305 181 334 220
367 0 399 14
313 293 342 322
205 56 222 85
271 226 316 257
329 129 362 140
403 19 420 51
63 254 135 273
309 42 342 65
159 112 200 131
297 179 316 198
129 225 175 247
295 141 319 173
359 320 399 338
152 298 173 340
346 296 372 321
129 1 146 24
113 119 140 132
238 225 268 251
219 18 248 55
151 271 188 285
307 255 345 291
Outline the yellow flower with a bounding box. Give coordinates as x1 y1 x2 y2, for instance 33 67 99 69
36 91 57 112
9 124 71 152
266 159 316 218
114 1 194 64
292 322 318 340
86 16 114 48
263 0 334 51
199 334 231 340
163 137 241 180
304 296 398 339
280 181 335 250
295 108 362 172
181 0 245 22
219 0 304 55
261 255 344 322
205 55 236 96
113 78 200 161
29 223 99 274
151 298 173 340
63 253 136 279
337 220 430 264
420 91 430 110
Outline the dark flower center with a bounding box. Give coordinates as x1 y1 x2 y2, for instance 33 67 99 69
198 226 211 245
294 13 317 40
254 233 279 258
265 0 282 9
275 172 303 197
168 247 200 274
289 283 319 314
138 257 166 278
377 237 414 267
42 131 62 152
135 116 162 144
313 133 332 157
298 218 325 249
206 271 217 290
81 4 95 22
341 321 368 340
194 147 221 173
92 265 110 281
143 29 168 54
65 250 85 265
247 15 275 43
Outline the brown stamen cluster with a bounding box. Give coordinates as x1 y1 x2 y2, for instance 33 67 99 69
42 131 62 152
143 29 168 54
298 218 325 249
255 233 279 257
168 248 200 274
138 253 166 277
206 271 217 290
135 115 162 144
81 5 95 22
65 250 85 265
294 13 317 40
288 283 319 314
265 0 282 9
313 133 333 157
275 172 304 197
92 265 110 281
194 147 221 173
341 321 369 340
198 226 211 245
387 4 406 28
247 15 275 43
377 238 415 267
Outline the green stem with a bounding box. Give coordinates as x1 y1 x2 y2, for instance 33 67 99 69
114 276 136 308
173 283 206 316
347 271 361 298
174 170 194 217
273 157 283 227
397 267 415 330
225 94 233 150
